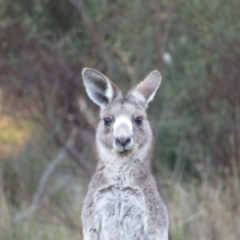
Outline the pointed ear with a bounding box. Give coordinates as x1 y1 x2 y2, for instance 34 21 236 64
82 68 121 108
130 70 162 107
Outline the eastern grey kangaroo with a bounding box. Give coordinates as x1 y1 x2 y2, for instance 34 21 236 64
81 68 169 240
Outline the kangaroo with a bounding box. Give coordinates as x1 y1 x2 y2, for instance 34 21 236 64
81 68 169 240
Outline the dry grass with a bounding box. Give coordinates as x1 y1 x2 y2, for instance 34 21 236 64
167 177 240 240
1 177 239 240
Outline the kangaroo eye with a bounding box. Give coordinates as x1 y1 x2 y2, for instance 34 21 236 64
135 116 143 125
103 118 112 126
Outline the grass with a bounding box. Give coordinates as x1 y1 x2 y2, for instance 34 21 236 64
167 177 240 240
2 175 239 240
0 221 81 240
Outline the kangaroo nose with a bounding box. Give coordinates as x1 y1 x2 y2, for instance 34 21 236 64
115 136 131 147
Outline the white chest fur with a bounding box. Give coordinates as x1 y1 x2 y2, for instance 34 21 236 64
94 183 147 240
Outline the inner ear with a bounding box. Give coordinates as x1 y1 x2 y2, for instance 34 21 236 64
130 70 162 107
82 68 121 108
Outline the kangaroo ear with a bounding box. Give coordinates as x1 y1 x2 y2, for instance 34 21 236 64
131 70 162 107
82 68 121 108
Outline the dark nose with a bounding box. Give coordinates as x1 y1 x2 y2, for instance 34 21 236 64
115 136 131 147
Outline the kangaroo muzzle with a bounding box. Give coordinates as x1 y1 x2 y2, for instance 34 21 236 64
113 116 134 153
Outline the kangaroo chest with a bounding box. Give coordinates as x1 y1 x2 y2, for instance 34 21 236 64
94 183 146 240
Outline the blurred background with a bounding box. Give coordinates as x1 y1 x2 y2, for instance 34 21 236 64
0 0 239 239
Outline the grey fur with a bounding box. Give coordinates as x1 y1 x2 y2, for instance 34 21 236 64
82 68 169 240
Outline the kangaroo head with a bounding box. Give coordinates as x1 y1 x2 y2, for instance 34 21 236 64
82 68 162 164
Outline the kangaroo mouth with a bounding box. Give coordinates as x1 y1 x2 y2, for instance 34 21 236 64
120 149 131 155
113 138 135 155
114 147 134 155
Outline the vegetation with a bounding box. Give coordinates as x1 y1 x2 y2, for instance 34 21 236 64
0 0 239 239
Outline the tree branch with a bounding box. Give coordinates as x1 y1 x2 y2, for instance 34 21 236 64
12 127 78 224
